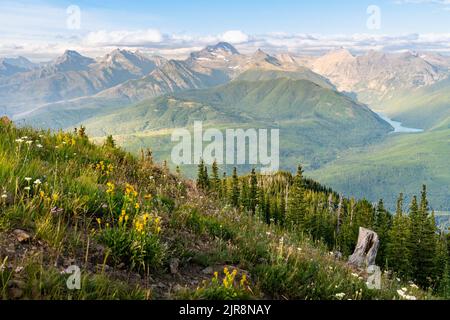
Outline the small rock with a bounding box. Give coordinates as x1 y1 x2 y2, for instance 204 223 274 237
202 267 214 275
9 287 23 299
9 279 26 289
170 258 179 274
13 229 31 243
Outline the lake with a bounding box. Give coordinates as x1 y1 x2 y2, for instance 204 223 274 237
376 113 424 134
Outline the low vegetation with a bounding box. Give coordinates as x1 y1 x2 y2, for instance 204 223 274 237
0 120 441 300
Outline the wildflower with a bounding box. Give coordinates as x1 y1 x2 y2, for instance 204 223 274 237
135 203 140 210
15 138 24 143
96 218 102 225
1 194 7 199
36 144 43 148
144 194 152 200
214 272 219 279
240 274 247 287
410 283 419 289
25 177 32 182
33 179 42 185
106 182 115 194
24 187 31 191
335 293 346 299
52 193 59 201
26 140 33 145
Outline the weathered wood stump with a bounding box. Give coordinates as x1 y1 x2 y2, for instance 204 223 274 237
348 227 379 269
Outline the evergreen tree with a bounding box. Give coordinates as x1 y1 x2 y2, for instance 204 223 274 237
249 169 258 215
104 135 116 148
374 199 392 267
240 180 250 210
435 235 449 295
387 193 411 278
409 189 437 289
231 167 240 207
221 172 228 199
210 160 221 194
197 159 208 190
286 165 307 229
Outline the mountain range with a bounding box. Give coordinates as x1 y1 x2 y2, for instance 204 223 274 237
1 42 450 210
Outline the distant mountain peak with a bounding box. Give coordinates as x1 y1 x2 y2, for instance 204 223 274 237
53 50 95 71
251 49 281 66
206 42 239 55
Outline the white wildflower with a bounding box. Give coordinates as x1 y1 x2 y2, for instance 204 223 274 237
15 139 24 143
36 144 43 148
25 177 32 182
335 292 346 299
24 187 31 191
33 179 42 185
410 283 419 289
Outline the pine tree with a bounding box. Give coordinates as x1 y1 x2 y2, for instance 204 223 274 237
104 135 116 148
374 199 392 267
221 172 228 199
409 188 437 289
286 165 307 229
210 160 221 194
435 235 450 295
231 167 240 207
387 193 411 278
197 159 208 190
240 180 249 210
249 169 258 215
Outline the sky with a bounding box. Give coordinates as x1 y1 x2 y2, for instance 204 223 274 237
1 0 450 61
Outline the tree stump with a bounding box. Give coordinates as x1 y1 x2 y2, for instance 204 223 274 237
348 227 379 269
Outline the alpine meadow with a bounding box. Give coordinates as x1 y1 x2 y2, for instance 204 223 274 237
2 0 450 309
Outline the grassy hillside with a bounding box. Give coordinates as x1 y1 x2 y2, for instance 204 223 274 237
0 120 430 300
235 68 335 90
84 78 392 175
383 77 450 130
310 127 450 211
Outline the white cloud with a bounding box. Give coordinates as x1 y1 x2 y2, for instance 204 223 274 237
220 30 249 44
2 29 450 61
84 29 164 46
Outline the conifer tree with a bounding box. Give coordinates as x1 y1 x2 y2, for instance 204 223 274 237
240 180 250 210
249 169 258 215
387 193 411 277
374 199 392 267
286 165 307 229
104 135 116 148
409 188 437 289
221 172 228 199
197 159 208 190
231 167 240 207
210 160 221 194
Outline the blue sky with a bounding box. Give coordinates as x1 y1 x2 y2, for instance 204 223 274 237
35 0 450 34
1 0 450 60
